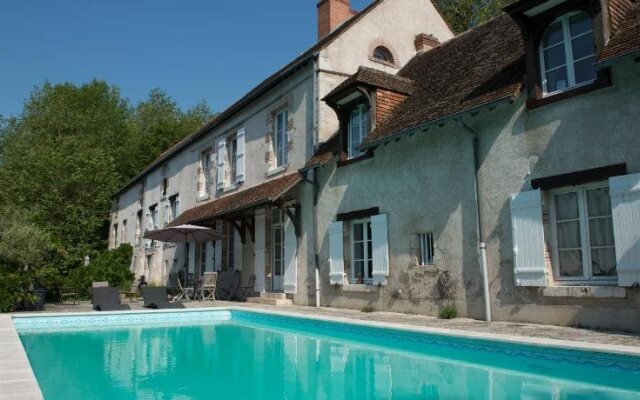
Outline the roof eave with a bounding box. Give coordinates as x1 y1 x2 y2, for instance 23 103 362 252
360 94 520 150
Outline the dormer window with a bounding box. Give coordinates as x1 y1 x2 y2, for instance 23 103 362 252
348 104 369 159
539 11 596 95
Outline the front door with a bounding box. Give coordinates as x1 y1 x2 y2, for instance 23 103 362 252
271 209 284 292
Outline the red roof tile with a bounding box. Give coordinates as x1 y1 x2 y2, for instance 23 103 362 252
169 173 301 226
361 14 525 147
601 0 640 62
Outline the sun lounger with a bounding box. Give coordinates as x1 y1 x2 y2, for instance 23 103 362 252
143 287 185 309
91 287 131 311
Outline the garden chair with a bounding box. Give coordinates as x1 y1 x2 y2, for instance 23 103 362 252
91 287 130 311
239 275 256 300
58 287 78 305
121 281 141 303
216 270 241 300
143 287 185 309
200 272 217 301
170 273 194 301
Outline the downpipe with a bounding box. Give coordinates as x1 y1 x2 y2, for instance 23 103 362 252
456 117 492 322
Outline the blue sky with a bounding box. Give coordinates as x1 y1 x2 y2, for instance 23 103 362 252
0 0 371 117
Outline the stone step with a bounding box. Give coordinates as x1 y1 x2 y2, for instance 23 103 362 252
259 292 287 300
246 297 292 306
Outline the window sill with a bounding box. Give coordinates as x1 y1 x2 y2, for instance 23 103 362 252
196 194 210 202
267 165 288 177
543 286 626 299
337 152 373 168
527 70 612 110
342 284 379 293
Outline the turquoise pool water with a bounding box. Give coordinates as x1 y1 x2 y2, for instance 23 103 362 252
15 310 640 399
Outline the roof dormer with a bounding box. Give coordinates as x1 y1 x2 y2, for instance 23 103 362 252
505 0 611 107
323 67 413 164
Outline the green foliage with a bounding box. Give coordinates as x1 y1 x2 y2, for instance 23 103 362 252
0 271 35 312
65 244 135 298
439 303 458 319
361 305 375 313
0 81 212 310
434 0 509 33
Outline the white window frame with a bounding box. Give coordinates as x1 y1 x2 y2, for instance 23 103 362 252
150 204 159 230
549 181 617 285
274 110 288 168
418 232 434 266
169 194 180 223
539 11 596 96
350 218 373 283
348 104 369 159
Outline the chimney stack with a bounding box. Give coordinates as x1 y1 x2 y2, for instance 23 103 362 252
317 0 355 40
414 33 441 53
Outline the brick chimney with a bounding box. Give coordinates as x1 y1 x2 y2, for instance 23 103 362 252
317 0 356 40
414 33 441 53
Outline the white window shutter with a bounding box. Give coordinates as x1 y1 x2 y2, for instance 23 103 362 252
510 189 547 286
236 127 246 183
371 214 390 286
163 203 169 227
283 210 297 294
216 139 226 190
146 210 152 230
188 242 196 274
233 228 243 271
175 197 181 217
329 221 345 285
609 173 640 287
254 209 266 292
206 241 215 272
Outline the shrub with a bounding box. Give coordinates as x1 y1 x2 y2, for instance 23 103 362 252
65 244 134 298
0 271 35 312
361 305 375 313
439 304 457 319
439 303 458 319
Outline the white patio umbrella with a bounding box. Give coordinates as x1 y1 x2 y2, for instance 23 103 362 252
143 224 227 288
143 224 226 243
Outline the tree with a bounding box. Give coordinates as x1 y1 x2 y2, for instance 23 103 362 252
0 81 213 282
435 0 509 33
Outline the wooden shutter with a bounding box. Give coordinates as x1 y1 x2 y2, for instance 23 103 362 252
283 210 297 294
233 228 243 271
610 173 640 287
236 127 245 183
175 197 181 218
196 166 203 194
371 214 390 285
206 241 215 272
254 209 266 292
216 139 226 190
213 222 222 271
329 221 345 285
510 189 547 286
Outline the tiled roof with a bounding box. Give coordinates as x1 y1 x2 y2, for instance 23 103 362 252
361 14 525 147
601 0 640 62
302 133 340 170
169 173 302 226
324 67 414 101
114 1 387 197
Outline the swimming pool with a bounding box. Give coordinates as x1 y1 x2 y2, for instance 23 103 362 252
14 309 640 399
